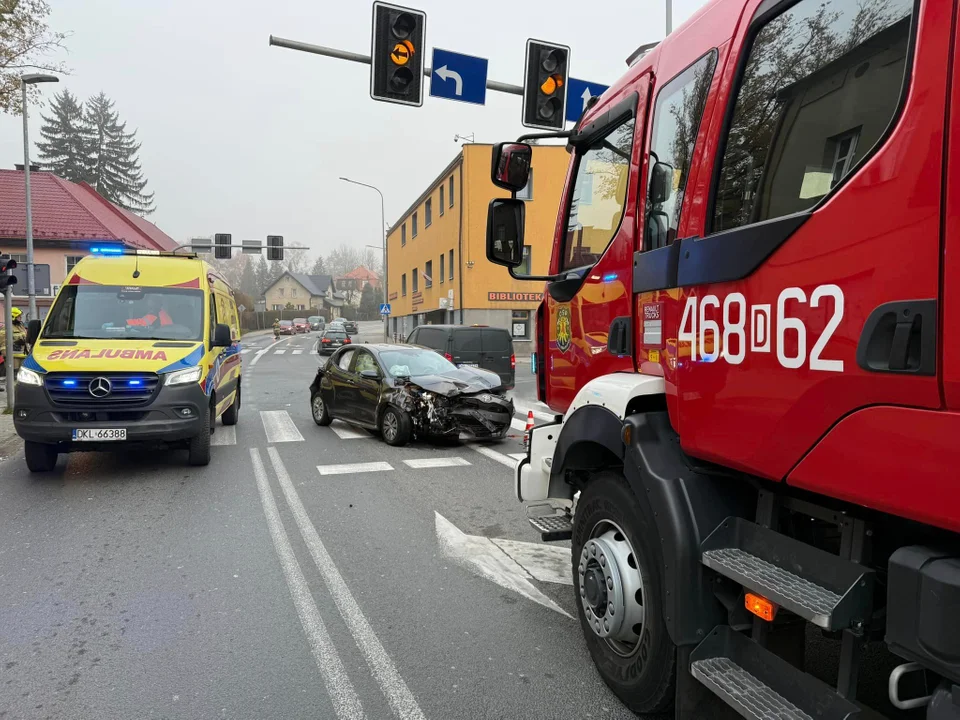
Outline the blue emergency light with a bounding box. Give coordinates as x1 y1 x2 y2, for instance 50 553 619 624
90 246 124 255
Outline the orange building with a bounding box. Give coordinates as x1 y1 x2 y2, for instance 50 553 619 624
386 143 568 354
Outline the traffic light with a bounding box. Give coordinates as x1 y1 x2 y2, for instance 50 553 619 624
267 235 284 261
0 256 18 293
522 39 571 130
370 2 426 107
215 233 232 260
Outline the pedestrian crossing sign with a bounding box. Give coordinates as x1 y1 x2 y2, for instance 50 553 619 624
380 303 391 315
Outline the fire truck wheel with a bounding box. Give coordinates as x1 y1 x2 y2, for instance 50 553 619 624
572 470 675 715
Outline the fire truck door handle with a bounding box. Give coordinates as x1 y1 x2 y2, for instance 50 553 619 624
856 299 936 375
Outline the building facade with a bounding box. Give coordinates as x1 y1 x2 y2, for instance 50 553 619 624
385 144 568 355
262 272 345 317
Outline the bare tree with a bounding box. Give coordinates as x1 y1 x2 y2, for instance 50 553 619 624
0 0 69 115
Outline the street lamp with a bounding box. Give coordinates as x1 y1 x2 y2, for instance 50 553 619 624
340 177 387 342
21 73 59 322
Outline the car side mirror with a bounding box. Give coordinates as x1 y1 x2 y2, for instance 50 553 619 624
649 161 675 204
26 319 41 345
486 198 525 268
491 142 532 192
213 323 232 348
359 369 380 380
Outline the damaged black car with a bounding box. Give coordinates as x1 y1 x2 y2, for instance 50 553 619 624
309 344 514 446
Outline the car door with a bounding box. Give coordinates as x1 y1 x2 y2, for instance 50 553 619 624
352 350 383 426
327 348 358 420
480 329 513 386
451 328 482 367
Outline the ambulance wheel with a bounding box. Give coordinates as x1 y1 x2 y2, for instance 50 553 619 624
222 385 240 426
24 441 57 473
572 470 676 715
187 403 212 466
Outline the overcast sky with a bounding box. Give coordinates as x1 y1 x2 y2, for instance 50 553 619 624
0 0 707 260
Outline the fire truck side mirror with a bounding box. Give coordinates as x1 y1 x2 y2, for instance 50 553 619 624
486 198 525 268
26 319 41 346
649 161 675 204
491 142 532 192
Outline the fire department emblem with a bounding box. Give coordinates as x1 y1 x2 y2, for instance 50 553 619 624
556 306 572 353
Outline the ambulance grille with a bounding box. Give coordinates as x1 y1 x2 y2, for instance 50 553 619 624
44 373 161 406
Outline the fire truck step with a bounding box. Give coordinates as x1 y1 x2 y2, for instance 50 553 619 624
527 512 573 542
690 625 863 720
700 517 873 631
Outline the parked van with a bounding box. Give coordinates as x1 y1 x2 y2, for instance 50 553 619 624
14 249 242 472
406 324 515 390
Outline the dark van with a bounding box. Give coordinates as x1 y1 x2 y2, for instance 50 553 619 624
406 325 515 390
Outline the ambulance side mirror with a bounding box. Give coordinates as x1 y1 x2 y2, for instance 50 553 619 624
26 319 40 346
213 323 232 348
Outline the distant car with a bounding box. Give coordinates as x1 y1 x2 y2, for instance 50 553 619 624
293 317 310 333
278 320 296 335
308 315 324 331
318 329 350 355
310 344 513 446
342 320 358 335
328 321 346 333
406 324 515 390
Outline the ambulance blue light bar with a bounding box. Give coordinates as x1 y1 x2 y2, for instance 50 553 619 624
88 247 195 258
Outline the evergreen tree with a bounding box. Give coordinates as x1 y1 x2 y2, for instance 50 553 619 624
254 255 270 296
240 258 258 299
37 90 89 181
310 254 326 275
83 92 155 214
359 283 376 320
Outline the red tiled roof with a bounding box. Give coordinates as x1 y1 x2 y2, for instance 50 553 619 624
342 266 380 281
0 169 177 250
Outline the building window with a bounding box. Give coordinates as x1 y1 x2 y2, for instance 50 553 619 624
425 260 433 288
449 249 454 280
412 212 418 238
440 186 445 215
425 198 432 227
440 253 445 284
292 288 297 297
402 273 407 296
65 255 84 274
297 304 305 310
449 176 454 207
512 310 531 339
273 304 282 311
516 168 534 201
401 224 407 246
4 253 27 263
712 0 912 232
412 268 419 293
519 246 531 275
278 288 284 297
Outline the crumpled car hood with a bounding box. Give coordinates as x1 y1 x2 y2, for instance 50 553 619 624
399 367 502 396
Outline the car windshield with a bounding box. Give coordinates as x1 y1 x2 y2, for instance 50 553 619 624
379 349 457 378
308 316 321 323
294 318 307 323
42 285 204 340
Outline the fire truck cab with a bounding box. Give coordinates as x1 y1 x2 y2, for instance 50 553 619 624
488 0 960 716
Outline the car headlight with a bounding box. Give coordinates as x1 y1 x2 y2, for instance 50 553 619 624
165 365 203 386
16 367 42 387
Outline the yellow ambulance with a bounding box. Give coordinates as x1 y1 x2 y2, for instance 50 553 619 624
14 248 242 472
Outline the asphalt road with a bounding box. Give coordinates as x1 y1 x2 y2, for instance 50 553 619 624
0 320 917 719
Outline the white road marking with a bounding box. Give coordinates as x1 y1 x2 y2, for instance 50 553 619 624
250 338 284 368
490 538 573 586
317 461 393 476
511 397 555 422
402 457 471 469
275 348 287 355
468 443 519 469
293 349 304 355
434 512 572 618
510 418 527 432
330 421 371 440
508 453 527 461
211 425 237 446
261 410 305 443
240 348 253 355
250 449 366 720
268 449 426 720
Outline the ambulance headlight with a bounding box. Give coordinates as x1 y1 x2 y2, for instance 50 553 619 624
16 368 42 387
165 365 203 386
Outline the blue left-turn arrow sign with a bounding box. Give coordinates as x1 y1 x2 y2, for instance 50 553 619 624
430 48 488 106
566 78 610 123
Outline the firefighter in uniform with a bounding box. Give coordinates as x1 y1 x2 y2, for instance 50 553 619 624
273 318 281 339
0 307 29 377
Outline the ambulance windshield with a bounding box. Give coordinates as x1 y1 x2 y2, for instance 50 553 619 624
43 285 206 341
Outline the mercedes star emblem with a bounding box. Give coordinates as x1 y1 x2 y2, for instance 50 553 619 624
88 377 112 398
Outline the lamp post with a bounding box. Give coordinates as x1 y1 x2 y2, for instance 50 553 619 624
340 177 387 342
666 0 673 34
21 73 59 322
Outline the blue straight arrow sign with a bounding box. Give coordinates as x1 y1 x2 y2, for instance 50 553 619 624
566 78 611 123
430 48 488 106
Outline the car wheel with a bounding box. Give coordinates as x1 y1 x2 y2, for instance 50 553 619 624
187 403 212 466
221 384 240 426
311 392 332 426
24 441 57 473
572 470 676 715
380 406 411 446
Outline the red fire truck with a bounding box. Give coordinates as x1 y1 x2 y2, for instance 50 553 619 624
486 0 960 716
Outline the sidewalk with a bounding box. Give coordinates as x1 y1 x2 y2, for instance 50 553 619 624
0 409 21 461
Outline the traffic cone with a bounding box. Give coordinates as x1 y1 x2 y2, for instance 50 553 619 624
524 410 535 450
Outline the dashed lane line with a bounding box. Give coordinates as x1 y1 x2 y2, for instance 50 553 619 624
249 338 285 368
268 448 427 720
402 457 471 469
250 448 367 720
316 461 393 476
467 443 519 469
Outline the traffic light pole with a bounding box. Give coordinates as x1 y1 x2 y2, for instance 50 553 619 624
268 36 525 96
